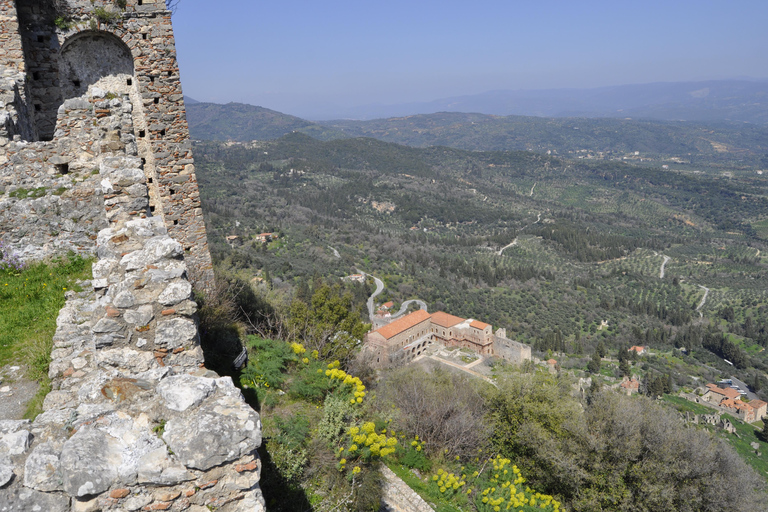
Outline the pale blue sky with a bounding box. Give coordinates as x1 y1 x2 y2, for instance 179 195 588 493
173 0 768 118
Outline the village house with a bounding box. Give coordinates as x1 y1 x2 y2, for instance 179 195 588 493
225 235 242 247
702 383 741 403
364 310 530 367
620 377 640 395
254 232 275 243
628 345 646 355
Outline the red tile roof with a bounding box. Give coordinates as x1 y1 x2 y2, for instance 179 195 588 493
430 311 465 328
706 383 741 400
374 309 431 340
470 320 490 330
621 378 640 389
750 400 768 410
720 398 753 411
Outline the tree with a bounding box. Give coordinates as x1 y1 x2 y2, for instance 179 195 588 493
596 340 606 358
619 358 631 378
587 350 601 374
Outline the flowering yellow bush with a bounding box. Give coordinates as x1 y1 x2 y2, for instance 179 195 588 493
324 361 367 405
428 455 563 512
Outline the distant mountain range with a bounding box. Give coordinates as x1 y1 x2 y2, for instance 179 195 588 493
296 80 768 123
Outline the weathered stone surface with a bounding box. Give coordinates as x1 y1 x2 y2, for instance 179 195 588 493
155 318 197 348
92 318 123 333
59 427 122 497
157 374 216 412
0 456 13 488
0 430 30 455
163 394 261 470
0 3 257 508
136 447 193 485
0 486 70 511
114 290 137 308
157 280 192 306
124 304 154 326
24 442 63 491
124 493 152 511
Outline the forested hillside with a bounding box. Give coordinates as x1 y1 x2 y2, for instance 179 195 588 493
193 125 768 509
195 133 768 390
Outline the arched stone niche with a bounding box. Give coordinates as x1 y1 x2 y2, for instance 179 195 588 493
58 31 135 101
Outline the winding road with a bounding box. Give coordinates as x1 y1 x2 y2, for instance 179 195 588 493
357 270 384 321
659 255 671 278
498 213 541 256
388 299 429 320
696 285 710 318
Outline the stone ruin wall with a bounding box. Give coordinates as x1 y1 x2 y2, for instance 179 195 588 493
0 1 265 510
0 0 213 288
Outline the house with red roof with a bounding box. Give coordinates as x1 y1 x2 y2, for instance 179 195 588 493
703 383 741 403
620 377 640 395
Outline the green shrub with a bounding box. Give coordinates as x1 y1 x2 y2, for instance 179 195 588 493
289 360 332 401
92 7 121 24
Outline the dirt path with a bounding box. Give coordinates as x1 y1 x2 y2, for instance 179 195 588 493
424 355 496 386
660 255 671 278
328 246 340 259
0 365 38 420
696 285 710 317
530 182 536 196
498 213 541 255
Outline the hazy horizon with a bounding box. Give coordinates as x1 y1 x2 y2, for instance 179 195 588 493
173 0 768 119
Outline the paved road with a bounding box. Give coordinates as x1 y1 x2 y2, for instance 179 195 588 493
357 270 384 321
659 255 671 278
729 376 760 401
389 299 428 320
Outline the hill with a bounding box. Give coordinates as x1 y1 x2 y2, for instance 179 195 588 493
186 102 768 171
186 101 345 141
322 113 768 168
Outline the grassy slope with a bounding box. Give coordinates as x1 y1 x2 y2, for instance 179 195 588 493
0 255 92 417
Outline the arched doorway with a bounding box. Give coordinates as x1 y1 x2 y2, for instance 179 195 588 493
58 30 135 102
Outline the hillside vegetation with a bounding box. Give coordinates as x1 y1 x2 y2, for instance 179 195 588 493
193 124 768 510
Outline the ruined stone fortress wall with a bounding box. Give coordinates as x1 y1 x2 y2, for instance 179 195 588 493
0 0 212 288
0 1 265 510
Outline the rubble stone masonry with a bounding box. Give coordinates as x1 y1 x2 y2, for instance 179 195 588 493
0 1 264 510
